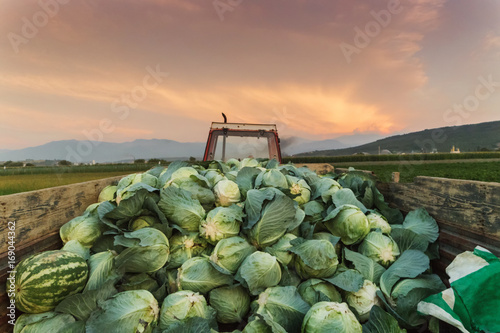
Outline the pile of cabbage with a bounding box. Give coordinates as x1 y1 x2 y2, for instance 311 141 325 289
17 158 446 333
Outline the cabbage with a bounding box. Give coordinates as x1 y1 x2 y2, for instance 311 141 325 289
367 211 392 234
61 240 90 260
177 257 233 294
158 186 206 232
240 158 260 169
298 279 342 306
121 273 159 293
286 175 311 205
204 170 226 187
250 286 310 333
60 214 104 248
244 188 301 249
166 232 211 269
209 284 250 324
235 251 282 295
199 205 244 244
242 316 273 332
114 227 170 273
169 167 199 180
310 177 342 203
213 179 241 207
301 302 362 333
255 169 288 189
279 268 302 288
345 279 382 322
158 290 216 330
116 173 158 203
14 312 78 333
209 236 256 274
359 231 400 267
86 290 159 333
85 250 121 292
226 158 241 170
164 173 215 207
98 185 117 202
290 238 338 279
264 233 297 266
128 215 160 231
323 204 370 245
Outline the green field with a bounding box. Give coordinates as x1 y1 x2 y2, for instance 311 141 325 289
0 171 139 196
283 151 500 164
335 161 500 183
0 164 154 196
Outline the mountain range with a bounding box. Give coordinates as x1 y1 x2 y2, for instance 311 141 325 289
1 120 498 163
0 133 383 163
297 120 500 156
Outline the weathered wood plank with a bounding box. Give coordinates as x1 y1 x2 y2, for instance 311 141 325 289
378 176 500 257
0 176 123 331
0 176 123 255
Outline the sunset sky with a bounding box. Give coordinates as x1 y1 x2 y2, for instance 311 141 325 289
1 0 499 150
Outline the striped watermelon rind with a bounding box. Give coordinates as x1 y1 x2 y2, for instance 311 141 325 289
10 250 89 314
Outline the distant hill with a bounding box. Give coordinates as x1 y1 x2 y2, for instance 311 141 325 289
280 133 385 155
280 137 347 155
0 139 206 163
297 121 500 156
0 132 386 163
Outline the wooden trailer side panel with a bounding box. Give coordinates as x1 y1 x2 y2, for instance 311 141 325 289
0 176 123 332
377 176 500 279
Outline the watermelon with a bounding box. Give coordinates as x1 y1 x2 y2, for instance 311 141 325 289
9 250 88 313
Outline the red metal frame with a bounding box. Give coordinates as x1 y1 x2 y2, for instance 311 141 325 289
203 123 282 163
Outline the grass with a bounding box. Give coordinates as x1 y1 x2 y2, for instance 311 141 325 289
334 161 500 183
0 163 152 176
284 151 500 164
0 171 135 196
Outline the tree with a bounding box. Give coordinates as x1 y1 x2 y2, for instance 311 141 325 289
58 160 72 166
134 159 146 164
148 158 167 165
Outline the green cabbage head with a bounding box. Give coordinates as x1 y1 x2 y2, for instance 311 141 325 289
301 302 362 333
235 251 281 295
290 238 338 279
209 285 250 324
297 279 342 306
358 231 400 267
158 290 216 331
323 204 370 245
213 179 241 206
345 279 382 322
86 290 159 333
199 205 244 244
60 215 104 248
209 236 256 274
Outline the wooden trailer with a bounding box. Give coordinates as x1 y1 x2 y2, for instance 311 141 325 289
1 168 499 332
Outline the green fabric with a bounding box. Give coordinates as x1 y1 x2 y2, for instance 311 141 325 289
419 247 500 333
451 261 500 332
